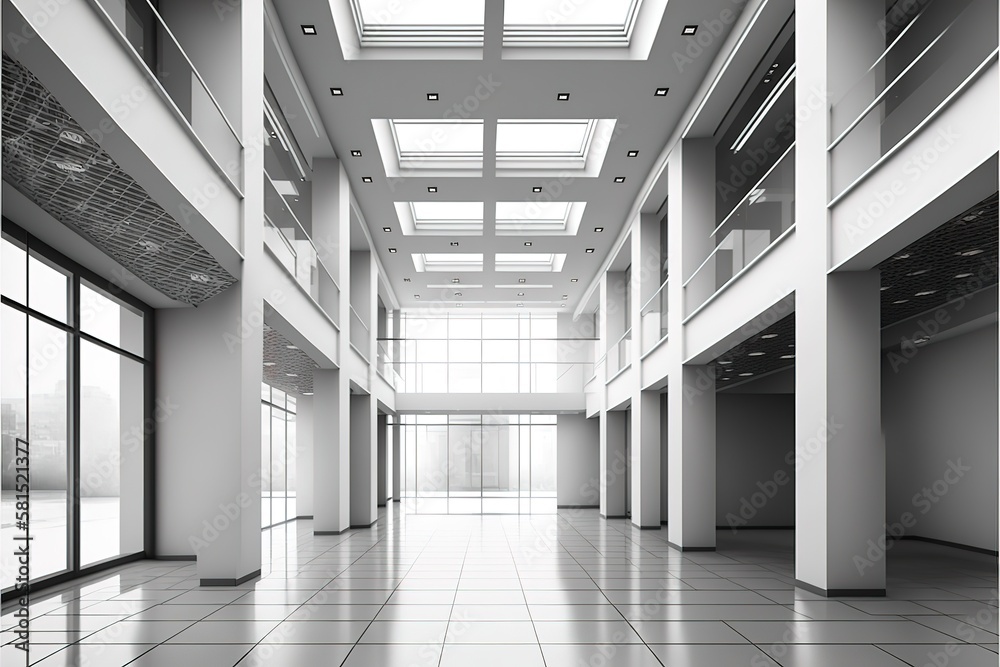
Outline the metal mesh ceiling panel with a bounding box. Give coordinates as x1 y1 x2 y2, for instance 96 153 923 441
263 324 317 395
1 53 237 306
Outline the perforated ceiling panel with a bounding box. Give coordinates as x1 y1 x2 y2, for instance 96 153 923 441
1 53 236 306
713 314 796 387
263 324 317 395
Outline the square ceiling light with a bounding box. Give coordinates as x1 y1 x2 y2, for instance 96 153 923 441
495 253 567 272
412 253 484 272
348 0 485 46
373 119 484 176
495 201 586 235
394 201 484 235
495 119 616 176
503 0 642 47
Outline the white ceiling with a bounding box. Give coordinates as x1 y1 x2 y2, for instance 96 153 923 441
271 0 748 311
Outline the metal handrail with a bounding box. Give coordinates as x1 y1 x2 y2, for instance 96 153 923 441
640 278 669 314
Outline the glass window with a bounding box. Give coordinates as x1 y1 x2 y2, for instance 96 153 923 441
1 306 28 589
2 235 26 304
28 253 70 324
80 281 144 357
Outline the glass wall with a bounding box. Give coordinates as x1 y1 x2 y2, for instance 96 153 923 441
1 224 150 597
401 414 557 514
260 384 297 529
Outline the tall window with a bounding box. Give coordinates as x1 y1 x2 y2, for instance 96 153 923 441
1 223 150 597
260 384 296 529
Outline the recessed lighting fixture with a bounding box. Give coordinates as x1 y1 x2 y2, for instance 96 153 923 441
880 286 891 291
454 292 462 297
286 373 298 377
955 273 974 279
517 292 525 296
761 334 778 339
957 249 984 257
382 227 392 232
561 304 566 307
303 392 314 396
301 25 317 35
562 295 568 299
913 336 931 345
571 278 579 282
362 176 373 183
286 345 298 350
403 278 411 282
427 93 439 101
780 354 795 360
893 299 909 304
915 290 937 297
906 269 928 276
557 92 570 101
517 303 524 308
892 253 911 261
614 176 626 183
519 278 526 283
190 273 211 283
748 352 766 357
524 241 532 247
428 186 438 193
414 295 421 299
350 150 362 157
654 87 669 96
627 150 639 157
721 377 731 381
456 303 464 307
452 278 460 283
682 25 697 35
330 87 343 96
962 214 979 222
585 248 595 253
739 372 754 377
263 362 276 366
594 227 604 233
764 79 771 84
450 241 460 247
389 248 397 253
532 186 542 193
718 360 732 365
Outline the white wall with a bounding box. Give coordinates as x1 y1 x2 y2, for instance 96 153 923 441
716 393 796 528
557 413 600 507
883 323 999 552
296 396 314 517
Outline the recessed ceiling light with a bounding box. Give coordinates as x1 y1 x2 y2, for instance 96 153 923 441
301 25 317 35
362 176 373 183
452 278 460 283
524 241 532 246
893 299 909 304
330 87 343 96
388 248 397 253
761 334 778 339
414 295 421 299
594 227 604 233
382 227 392 232
682 25 697 35
962 214 979 221
571 278 578 282
517 292 525 296
654 87 669 96
913 336 931 345
450 241 459 247
906 269 928 276
428 186 438 193
454 292 462 297
457 303 464 307
739 372 754 377
880 286 891 291
614 176 626 183
286 345 298 350
350 150 362 157
303 392 314 396
532 186 542 193
562 295 568 299
780 354 795 359
427 93 439 101
892 253 911 261
955 273 974 279
517 303 524 308
403 278 411 282
627 150 639 157
286 373 298 377
190 273 211 283
915 290 937 297
263 362 276 366
957 249 984 257
585 248 595 253
519 278 526 283
721 377 731 381
748 352 766 357
557 92 570 101
561 304 566 307
718 360 732 365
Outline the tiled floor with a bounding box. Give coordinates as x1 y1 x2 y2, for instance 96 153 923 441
2 507 997 666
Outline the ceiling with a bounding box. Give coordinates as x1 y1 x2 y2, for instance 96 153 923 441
0 54 237 306
272 0 749 311
263 323 318 395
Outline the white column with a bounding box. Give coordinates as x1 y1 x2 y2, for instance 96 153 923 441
295 395 314 517
795 0 886 595
600 410 628 518
630 213 662 528
350 394 376 527
667 138 717 550
377 413 388 506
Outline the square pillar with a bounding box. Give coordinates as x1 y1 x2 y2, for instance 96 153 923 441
350 394 376 527
313 369 349 534
600 410 627 518
377 413 388 506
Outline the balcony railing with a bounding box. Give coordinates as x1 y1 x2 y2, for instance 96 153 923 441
263 175 340 325
829 0 997 200
350 307 370 361
607 329 632 378
685 144 796 316
639 279 669 354
88 0 243 191
376 340 404 391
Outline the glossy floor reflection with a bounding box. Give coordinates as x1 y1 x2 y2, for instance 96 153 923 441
2 506 997 666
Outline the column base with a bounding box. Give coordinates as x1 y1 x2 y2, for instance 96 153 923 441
667 541 715 552
632 522 662 530
795 579 886 598
350 519 378 529
315 528 348 535
600 514 627 519
201 569 261 587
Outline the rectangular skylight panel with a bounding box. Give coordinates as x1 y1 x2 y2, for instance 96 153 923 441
498 253 557 264
412 202 484 223
496 201 571 225
355 0 485 29
504 0 637 28
391 120 484 159
496 120 593 158
425 253 482 263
